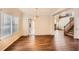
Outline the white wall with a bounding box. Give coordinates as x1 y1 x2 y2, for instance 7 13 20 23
22 18 29 36
35 16 54 35
74 9 79 39
23 15 54 36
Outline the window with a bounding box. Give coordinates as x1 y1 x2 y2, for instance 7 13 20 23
0 13 19 39
12 16 19 33
1 14 12 37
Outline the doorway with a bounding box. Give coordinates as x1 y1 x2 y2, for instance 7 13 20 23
28 18 35 36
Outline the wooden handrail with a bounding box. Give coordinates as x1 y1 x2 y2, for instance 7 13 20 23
64 17 74 28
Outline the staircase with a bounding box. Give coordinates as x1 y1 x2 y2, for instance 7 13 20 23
64 17 74 37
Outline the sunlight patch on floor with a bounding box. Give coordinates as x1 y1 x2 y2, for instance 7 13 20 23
54 30 69 50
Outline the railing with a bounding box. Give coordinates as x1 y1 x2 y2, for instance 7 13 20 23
64 17 74 28
64 17 74 37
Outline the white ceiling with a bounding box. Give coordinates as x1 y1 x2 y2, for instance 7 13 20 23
19 8 59 16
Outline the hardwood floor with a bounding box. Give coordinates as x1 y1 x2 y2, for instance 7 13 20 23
5 30 78 51
54 30 77 51
5 36 56 51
